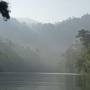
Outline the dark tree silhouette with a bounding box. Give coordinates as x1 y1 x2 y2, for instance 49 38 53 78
0 0 10 21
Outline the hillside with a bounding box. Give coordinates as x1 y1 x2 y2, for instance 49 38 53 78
0 14 90 72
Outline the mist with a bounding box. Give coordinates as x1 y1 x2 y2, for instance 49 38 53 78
0 14 90 73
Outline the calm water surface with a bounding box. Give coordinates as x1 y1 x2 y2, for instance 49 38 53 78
0 72 85 90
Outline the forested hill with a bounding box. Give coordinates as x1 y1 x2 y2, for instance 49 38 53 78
0 14 90 72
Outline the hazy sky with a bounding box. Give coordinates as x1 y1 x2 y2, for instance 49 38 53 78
8 0 90 23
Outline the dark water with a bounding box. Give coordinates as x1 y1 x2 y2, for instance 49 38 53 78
0 72 88 90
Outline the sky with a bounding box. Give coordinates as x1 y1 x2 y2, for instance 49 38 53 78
7 0 90 23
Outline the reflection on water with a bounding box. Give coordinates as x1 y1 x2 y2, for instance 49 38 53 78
76 74 90 90
0 72 89 90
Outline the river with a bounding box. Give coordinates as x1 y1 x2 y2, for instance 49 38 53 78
0 72 85 90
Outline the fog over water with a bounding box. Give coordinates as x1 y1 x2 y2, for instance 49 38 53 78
0 13 90 90
0 0 90 90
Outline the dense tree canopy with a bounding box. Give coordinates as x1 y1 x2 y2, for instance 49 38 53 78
76 29 90 48
76 29 90 73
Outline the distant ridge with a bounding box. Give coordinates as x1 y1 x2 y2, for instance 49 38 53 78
0 14 90 72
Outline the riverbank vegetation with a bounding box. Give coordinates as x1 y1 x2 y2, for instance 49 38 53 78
76 29 90 90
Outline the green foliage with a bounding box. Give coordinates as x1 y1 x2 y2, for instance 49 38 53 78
76 29 90 48
74 29 90 90
76 48 90 73
76 29 90 74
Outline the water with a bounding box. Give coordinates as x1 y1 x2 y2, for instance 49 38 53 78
0 72 86 90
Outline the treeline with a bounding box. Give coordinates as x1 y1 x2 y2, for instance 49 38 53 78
76 29 90 90
64 29 90 74
76 29 90 74
65 29 90 90
0 38 42 72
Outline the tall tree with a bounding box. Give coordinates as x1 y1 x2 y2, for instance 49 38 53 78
76 29 90 73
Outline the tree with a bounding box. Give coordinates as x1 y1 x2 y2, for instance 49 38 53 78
76 29 90 74
74 29 90 90
76 29 90 48
0 0 10 21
